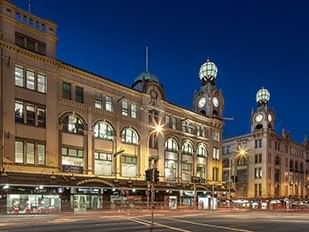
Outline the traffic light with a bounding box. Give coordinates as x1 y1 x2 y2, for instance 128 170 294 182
153 168 159 183
145 168 160 183
145 169 152 182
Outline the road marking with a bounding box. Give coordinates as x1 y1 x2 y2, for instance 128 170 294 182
166 218 254 232
129 218 151 227
132 218 191 232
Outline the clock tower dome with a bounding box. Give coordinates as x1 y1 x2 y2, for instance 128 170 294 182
193 59 224 118
251 87 275 131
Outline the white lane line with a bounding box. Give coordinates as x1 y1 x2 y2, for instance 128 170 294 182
166 218 254 232
134 218 191 232
129 218 151 227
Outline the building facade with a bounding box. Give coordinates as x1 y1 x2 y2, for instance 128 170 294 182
223 88 309 200
0 1 225 214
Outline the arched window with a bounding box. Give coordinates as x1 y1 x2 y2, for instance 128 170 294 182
197 144 207 157
121 127 138 144
94 121 114 140
62 113 84 135
182 141 193 155
164 138 178 152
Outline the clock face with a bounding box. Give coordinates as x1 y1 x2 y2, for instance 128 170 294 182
198 97 206 108
268 114 272 122
212 97 219 107
255 113 264 122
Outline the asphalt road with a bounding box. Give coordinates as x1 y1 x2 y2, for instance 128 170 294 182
1 211 309 232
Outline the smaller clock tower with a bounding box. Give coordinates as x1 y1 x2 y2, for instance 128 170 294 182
193 59 224 118
251 87 275 131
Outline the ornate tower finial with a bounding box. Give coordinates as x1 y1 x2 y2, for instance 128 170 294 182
199 59 218 83
256 87 270 105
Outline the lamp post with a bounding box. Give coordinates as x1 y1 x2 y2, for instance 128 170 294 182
228 146 248 203
148 120 164 227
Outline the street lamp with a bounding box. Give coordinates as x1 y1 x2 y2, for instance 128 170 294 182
228 146 248 203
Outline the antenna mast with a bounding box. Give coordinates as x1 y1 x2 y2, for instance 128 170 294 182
28 0 31 13
145 46 149 72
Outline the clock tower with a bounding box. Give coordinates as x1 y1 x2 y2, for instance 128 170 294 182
193 59 224 118
251 87 275 131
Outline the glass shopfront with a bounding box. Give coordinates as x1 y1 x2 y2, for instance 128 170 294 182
71 195 102 212
7 194 61 214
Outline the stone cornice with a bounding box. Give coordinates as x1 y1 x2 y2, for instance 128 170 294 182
0 40 143 98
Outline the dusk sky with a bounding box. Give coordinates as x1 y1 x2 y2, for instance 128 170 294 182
14 0 309 142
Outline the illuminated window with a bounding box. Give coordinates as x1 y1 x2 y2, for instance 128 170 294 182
15 101 24 123
37 73 46 93
212 147 220 160
105 96 113 112
94 152 112 176
62 114 84 135
121 127 138 144
26 70 35 90
38 144 45 165
131 103 137 118
94 121 114 140
15 141 24 163
26 142 35 164
164 138 178 152
197 144 207 157
121 155 137 177
15 65 24 87
26 104 35 125
122 100 128 116
95 93 102 109
182 141 193 155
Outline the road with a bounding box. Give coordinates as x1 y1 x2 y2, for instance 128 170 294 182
1 211 309 232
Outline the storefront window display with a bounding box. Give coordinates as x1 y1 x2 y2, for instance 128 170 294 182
71 195 102 212
7 194 61 214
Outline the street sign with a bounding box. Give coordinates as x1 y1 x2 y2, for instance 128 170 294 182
191 176 202 183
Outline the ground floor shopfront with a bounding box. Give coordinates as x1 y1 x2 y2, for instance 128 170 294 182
0 172 225 214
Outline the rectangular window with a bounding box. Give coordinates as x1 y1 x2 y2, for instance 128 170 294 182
105 96 113 112
95 93 102 109
131 103 137 118
255 139 262 148
37 73 47 93
94 151 112 176
38 144 45 165
121 155 137 177
26 70 35 90
26 142 35 164
212 130 220 142
122 100 128 116
255 167 262 179
15 101 24 123
172 117 176 130
165 115 170 128
62 147 84 168
26 104 35 125
15 65 24 87
212 147 220 160
15 141 24 163
75 86 84 103
62 82 71 100
37 107 46 127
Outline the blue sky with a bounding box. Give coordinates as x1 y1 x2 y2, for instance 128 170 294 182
14 0 309 142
